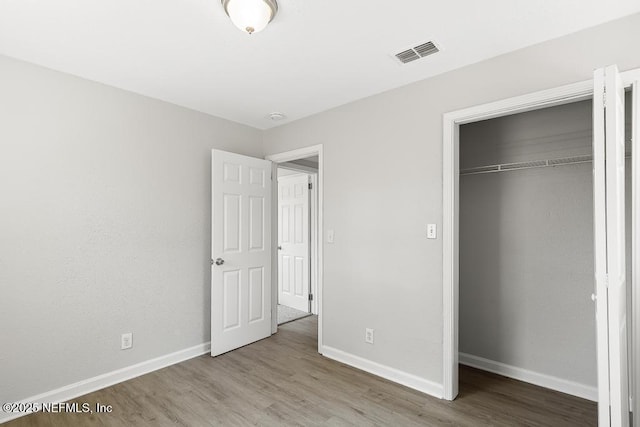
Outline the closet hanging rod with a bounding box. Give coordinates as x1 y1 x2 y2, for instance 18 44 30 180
460 153 631 176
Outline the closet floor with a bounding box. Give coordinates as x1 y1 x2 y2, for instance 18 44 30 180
458 365 596 426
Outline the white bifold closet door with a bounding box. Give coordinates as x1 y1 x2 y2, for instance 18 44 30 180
593 65 629 427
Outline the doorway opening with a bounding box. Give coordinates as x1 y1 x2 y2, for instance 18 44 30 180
276 157 319 325
266 145 324 353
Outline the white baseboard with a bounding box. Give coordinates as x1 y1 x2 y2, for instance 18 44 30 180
321 345 443 399
459 352 597 402
1 342 211 424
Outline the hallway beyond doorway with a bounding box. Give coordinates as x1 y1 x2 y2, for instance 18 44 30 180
277 304 311 325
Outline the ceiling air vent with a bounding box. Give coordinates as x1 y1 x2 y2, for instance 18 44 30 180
395 49 420 64
394 41 440 64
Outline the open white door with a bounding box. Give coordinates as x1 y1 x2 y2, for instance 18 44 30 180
277 174 310 313
211 150 272 356
593 65 629 426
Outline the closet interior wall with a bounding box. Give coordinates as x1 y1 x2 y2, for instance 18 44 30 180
458 94 632 395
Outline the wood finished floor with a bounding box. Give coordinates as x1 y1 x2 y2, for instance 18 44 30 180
7 316 596 426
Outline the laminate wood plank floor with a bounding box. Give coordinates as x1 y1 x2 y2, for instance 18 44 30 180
7 316 596 426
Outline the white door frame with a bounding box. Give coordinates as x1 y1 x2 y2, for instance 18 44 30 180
442 68 640 401
266 145 324 353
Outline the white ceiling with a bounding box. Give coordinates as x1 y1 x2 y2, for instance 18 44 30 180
1 1 639 129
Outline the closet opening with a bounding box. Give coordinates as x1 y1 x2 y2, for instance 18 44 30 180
456 93 632 419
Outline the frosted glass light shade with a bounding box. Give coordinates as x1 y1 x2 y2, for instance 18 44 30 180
222 0 278 34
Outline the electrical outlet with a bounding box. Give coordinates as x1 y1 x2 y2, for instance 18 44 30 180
365 328 374 344
121 332 133 350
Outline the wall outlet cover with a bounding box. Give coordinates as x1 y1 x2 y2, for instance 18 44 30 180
365 328 374 344
121 332 133 350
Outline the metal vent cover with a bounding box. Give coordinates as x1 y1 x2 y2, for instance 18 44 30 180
394 41 440 64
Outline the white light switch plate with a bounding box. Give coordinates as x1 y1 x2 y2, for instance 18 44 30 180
427 224 437 239
327 230 335 243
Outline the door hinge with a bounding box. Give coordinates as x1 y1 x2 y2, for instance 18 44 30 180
603 89 607 108
309 294 313 301
210 259 214 266
308 183 312 190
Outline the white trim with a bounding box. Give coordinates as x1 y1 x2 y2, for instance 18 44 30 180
442 116 459 401
0 342 211 424
267 145 323 163
459 353 598 402
625 68 640 84
266 144 324 353
309 173 319 315
322 346 444 399
445 80 593 126
443 68 640 402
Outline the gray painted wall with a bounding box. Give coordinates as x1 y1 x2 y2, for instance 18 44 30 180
262 13 640 385
0 55 263 402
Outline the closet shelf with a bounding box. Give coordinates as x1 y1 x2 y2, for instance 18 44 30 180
460 153 629 176
460 155 592 175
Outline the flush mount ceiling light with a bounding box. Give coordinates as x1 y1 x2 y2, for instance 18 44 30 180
222 0 278 35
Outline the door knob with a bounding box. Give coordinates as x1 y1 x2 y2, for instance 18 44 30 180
278 246 282 250
214 258 225 266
